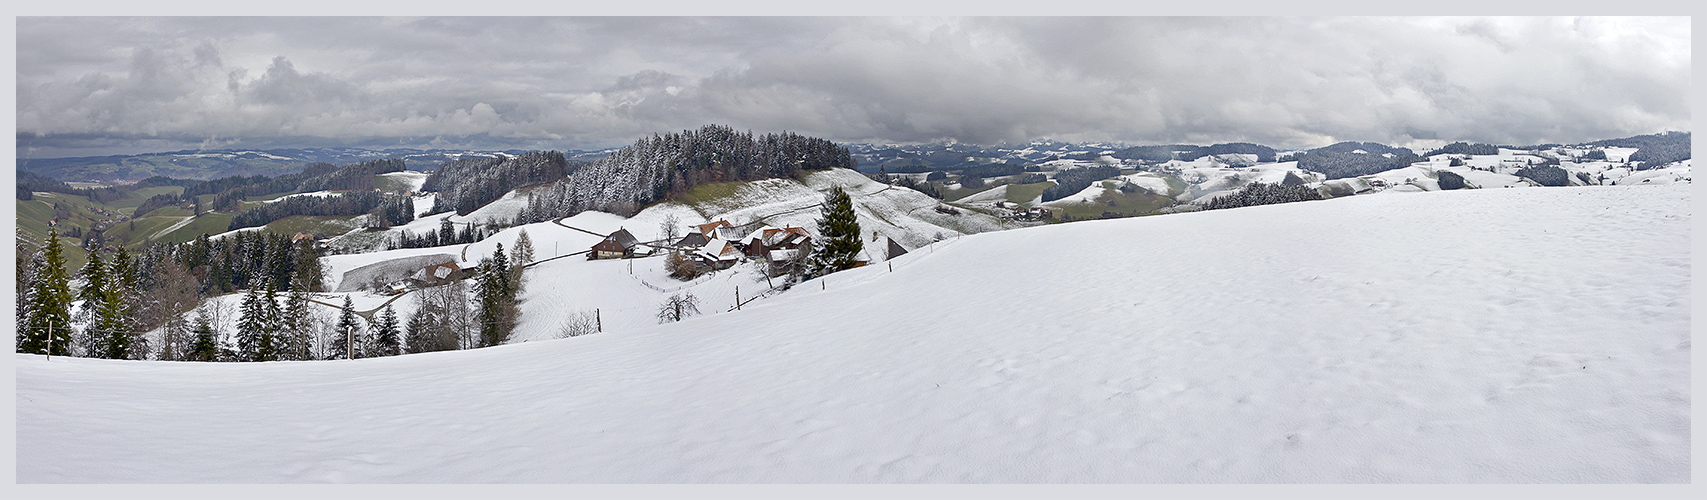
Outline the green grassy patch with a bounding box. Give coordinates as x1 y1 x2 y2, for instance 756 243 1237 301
258 215 362 238
674 181 751 207
108 186 185 213
148 206 193 218
372 173 424 193
1054 188 1175 221
1162 174 1189 197
941 183 1002 202
99 216 192 249
1004 181 1054 205
153 212 234 246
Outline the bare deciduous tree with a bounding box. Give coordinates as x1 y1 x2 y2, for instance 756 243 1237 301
556 309 600 338
656 292 700 324
659 213 681 245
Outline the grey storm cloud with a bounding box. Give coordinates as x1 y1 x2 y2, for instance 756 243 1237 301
15 16 1691 158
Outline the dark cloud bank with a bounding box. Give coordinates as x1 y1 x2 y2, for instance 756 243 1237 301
16 17 1690 158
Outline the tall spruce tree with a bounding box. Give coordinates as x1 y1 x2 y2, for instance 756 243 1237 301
808 186 863 277
187 310 221 362
279 283 313 361
76 248 112 357
403 304 441 354
512 229 535 266
330 295 363 360
19 230 73 356
235 286 267 362
370 304 401 357
292 239 326 292
475 247 518 348
103 246 140 359
261 283 284 360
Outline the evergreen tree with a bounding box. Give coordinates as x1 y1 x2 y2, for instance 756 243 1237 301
370 304 401 357
292 239 326 292
278 284 314 361
509 232 532 292
260 283 284 360
808 186 863 277
490 243 512 298
76 249 112 357
186 310 221 362
19 230 73 356
403 304 437 354
512 229 535 266
330 295 363 360
103 246 142 359
474 251 518 348
235 286 268 362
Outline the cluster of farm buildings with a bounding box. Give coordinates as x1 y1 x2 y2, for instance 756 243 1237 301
339 219 910 295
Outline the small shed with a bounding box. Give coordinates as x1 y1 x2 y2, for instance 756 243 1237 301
591 228 639 259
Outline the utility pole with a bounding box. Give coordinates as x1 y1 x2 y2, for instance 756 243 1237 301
735 286 741 311
346 325 354 360
46 320 54 361
595 309 602 333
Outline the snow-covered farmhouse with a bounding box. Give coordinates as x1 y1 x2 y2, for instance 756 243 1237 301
407 261 463 287
334 253 460 293
675 219 735 248
590 228 640 259
743 226 812 260
694 238 744 269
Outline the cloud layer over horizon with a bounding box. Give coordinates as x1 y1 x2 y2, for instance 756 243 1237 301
17 17 1691 158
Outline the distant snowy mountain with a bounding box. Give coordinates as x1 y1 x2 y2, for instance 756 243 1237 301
18 182 1689 482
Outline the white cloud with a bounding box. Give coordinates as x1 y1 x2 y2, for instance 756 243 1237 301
15 16 1690 158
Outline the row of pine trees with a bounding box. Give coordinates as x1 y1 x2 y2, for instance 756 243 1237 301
16 228 535 362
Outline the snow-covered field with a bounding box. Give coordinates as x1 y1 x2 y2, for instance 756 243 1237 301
16 183 1689 483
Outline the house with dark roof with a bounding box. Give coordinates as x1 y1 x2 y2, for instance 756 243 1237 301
742 226 813 260
590 228 640 259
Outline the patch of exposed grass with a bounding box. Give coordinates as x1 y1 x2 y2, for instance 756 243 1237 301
941 184 1002 202
1054 188 1175 221
1005 181 1054 205
154 212 234 245
674 181 750 207
260 215 362 238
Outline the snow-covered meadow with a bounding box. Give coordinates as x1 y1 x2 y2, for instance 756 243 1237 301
16 183 1689 483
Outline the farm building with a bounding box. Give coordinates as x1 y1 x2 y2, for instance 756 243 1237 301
676 220 742 248
695 238 744 269
590 228 640 259
406 261 463 286
742 226 813 260
334 253 459 293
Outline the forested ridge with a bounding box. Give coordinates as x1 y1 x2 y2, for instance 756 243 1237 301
513 124 855 223
423 151 573 216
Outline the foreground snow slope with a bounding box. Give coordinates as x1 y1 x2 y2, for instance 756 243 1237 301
16 184 1689 483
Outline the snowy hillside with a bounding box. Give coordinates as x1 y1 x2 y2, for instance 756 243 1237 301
17 183 1689 483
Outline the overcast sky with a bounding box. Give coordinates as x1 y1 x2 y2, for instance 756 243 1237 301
15 16 1692 158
